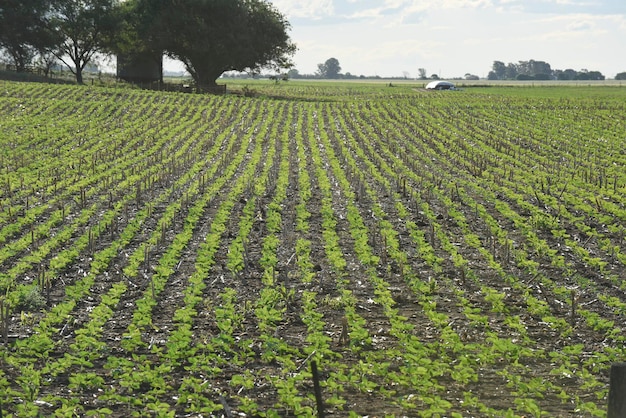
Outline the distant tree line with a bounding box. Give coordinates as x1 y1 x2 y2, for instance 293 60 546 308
288 57 403 80
272 57 366 80
488 60 607 81
297 57 362 80
0 0 295 88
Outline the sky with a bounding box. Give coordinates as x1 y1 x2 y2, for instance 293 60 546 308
260 0 626 79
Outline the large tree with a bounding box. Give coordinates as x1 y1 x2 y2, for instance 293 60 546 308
108 0 164 82
516 59 552 79
50 0 121 84
0 0 57 71
490 61 506 80
139 0 295 89
555 68 577 80
317 58 341 79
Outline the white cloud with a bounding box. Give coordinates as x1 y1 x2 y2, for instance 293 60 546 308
435 0 493 8
348 7 385 19
270 0 334 19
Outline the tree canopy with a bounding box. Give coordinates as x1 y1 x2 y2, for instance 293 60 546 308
125 0 296 89
317 58 341 79
488 59 605 81
0 0 56 71
50 0 121 83
1 0 295 88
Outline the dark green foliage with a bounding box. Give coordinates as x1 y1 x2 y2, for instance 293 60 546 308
49 0 121 84
317 57 342 79
0 0 56 71
2 0 295 88
128 0 296 88
489 59 605 81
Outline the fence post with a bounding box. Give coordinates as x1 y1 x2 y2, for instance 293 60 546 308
608 363 626 417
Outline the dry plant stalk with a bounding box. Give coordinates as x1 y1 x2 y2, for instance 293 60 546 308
0 299 9 344
570 290 578 322
338 316 349 346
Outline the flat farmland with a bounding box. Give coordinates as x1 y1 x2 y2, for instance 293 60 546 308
0 79 625 417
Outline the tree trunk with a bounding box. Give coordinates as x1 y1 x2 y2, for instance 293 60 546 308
75 66 84 84
194 66 224 93
9 46 28 72
15 59 27 73
196 77 218 92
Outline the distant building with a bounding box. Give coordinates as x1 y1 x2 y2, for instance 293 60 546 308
425 80 455 90
117 51 163 83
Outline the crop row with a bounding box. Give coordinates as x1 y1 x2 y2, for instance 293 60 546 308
1 81 625 416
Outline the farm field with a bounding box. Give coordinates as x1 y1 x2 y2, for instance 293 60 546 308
0 79 625 417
